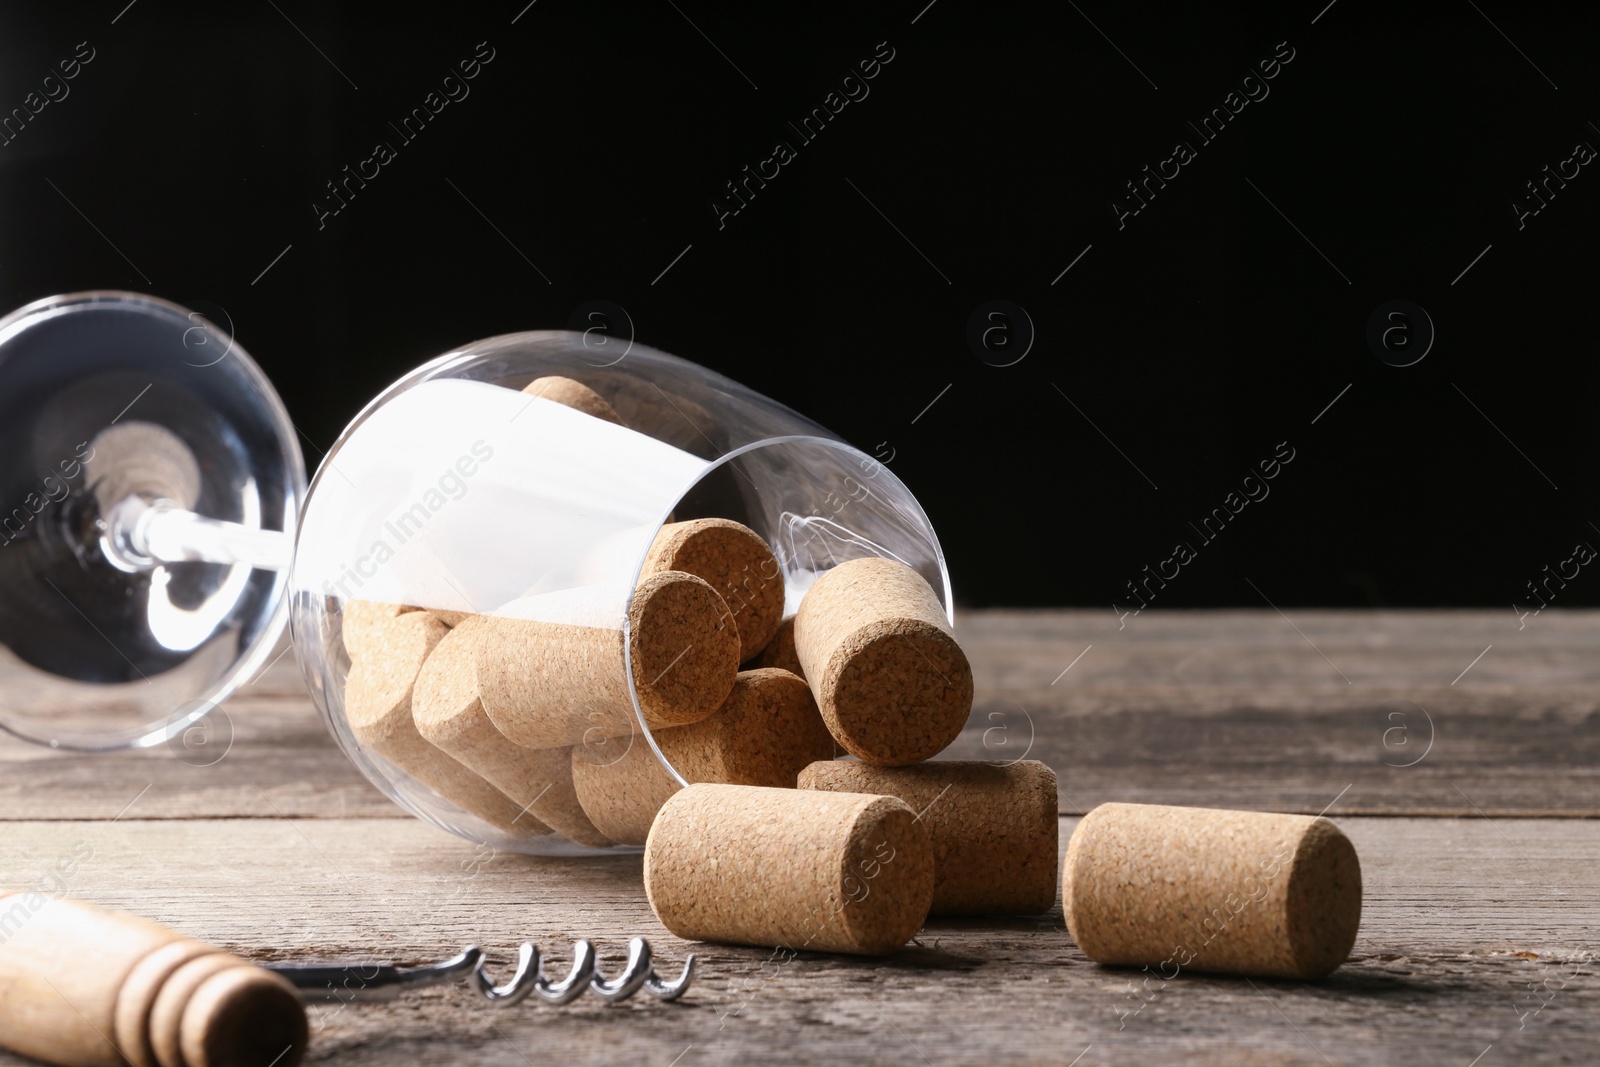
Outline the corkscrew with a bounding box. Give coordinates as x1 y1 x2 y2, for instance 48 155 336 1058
267 937 695 1006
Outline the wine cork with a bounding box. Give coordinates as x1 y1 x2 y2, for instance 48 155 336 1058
522 375 622 425
642 519 784 660
794 557 972 766
430 609 473 627
645 784 934 955
1063 803 1363 980
798 760 1058 916
747 615 804 679
598 377 718 454
343 611 545 835
665 668 834 786
477 570 739 747
570 729 682 846
339 600 421 661
570 668 835 843
413 618 610 846
0 895 307 1067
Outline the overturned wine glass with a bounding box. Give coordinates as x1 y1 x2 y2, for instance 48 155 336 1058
0 291 301 752
0 291 953 855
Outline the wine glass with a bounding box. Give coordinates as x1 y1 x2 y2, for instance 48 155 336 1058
0 293 952 855
0 291 302 752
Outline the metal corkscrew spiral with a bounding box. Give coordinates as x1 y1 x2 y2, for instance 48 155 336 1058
268 937 695 1006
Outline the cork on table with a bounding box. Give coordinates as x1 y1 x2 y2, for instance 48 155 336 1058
0 610 1595 1066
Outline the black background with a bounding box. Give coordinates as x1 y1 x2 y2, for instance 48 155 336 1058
2 1 1595 609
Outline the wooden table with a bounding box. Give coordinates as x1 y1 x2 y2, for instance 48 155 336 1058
2 611 1595 1065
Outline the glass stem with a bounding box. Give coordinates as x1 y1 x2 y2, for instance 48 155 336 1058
105 496 292 572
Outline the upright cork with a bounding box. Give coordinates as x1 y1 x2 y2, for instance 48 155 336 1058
799 760 1058 916
412 617 611 846
793 557 973 765
522 375 623 425
342 611 545 835
1063 803 1363 980
642 519 784 661
477 570 739 748
644 784 935 955
0 895 307 1067
570 668 834 844
747 615 804 679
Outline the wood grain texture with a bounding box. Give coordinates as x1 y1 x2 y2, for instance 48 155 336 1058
5 611 1599 821
0 610 1596 1064
0 638 389 821
0 817 1592 1066
950 609 1600 816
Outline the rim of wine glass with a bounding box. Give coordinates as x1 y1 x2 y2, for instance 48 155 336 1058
0 290 307 752
620 432 955 790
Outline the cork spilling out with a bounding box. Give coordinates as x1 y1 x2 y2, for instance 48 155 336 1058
644 783 935 955
570 729 683 846
799 759 1058 916
326 370 987 865
643 518 785 660
662 668 833 787
629 570 742 727
474 570 739 750
571 667 835 844
794 557 973 765
1062 802 1363 980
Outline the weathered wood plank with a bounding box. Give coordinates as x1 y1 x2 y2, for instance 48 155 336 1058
4 611 1592 1063
0 816 1592 1066
0 637 394 820
956 609 1600 816
3 610 1598 819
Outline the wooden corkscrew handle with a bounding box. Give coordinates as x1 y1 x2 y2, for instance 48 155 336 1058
0 895 307 1067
